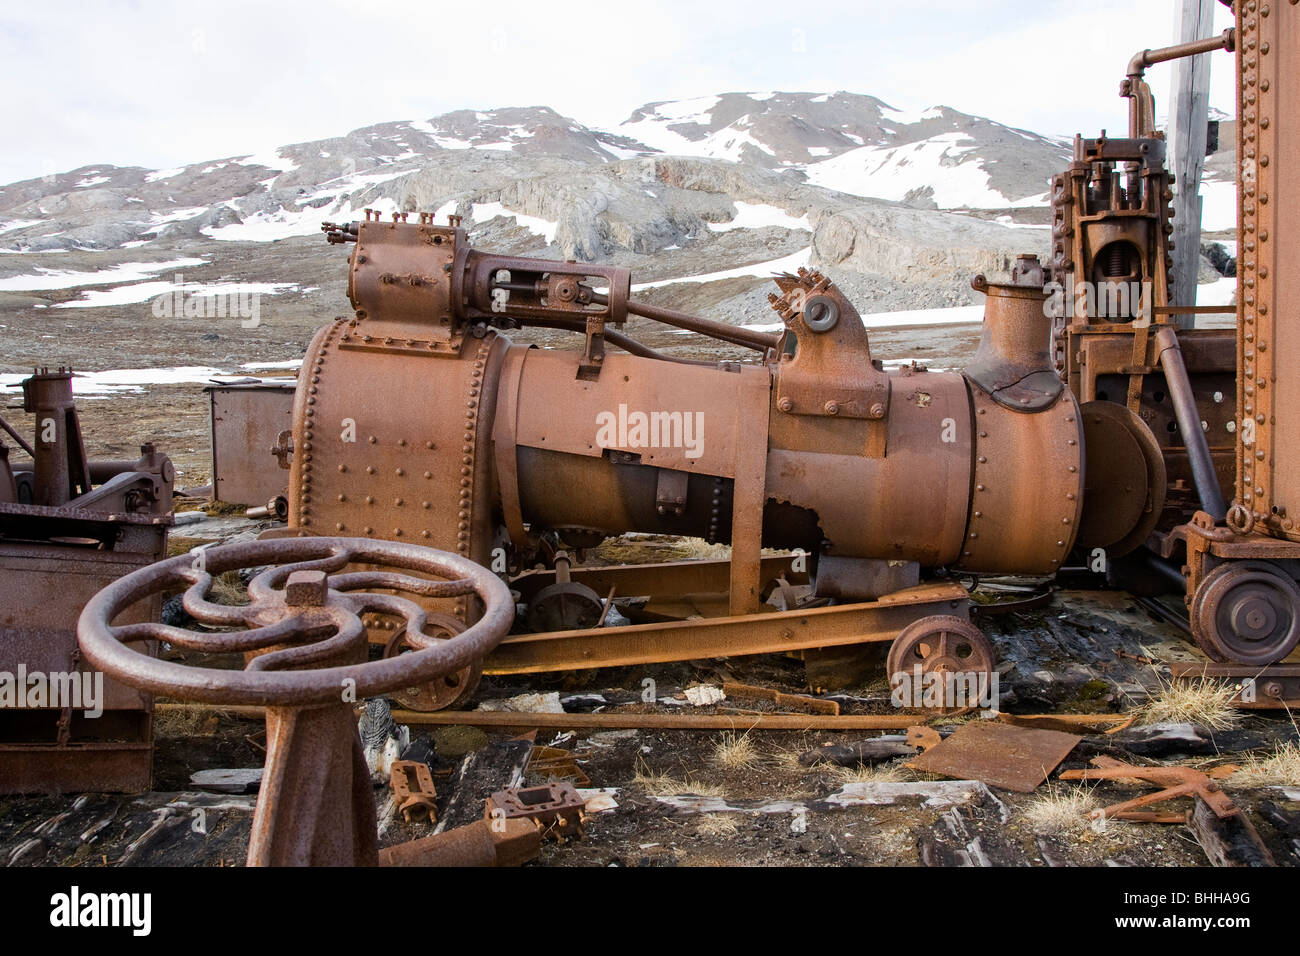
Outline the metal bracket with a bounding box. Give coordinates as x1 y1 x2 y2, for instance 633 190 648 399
272 429 293 470
654 468 689 517
769 269 890 421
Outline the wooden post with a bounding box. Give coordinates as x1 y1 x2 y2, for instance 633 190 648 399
1167 0 1217 327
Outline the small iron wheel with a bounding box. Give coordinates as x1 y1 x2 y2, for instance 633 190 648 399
382 613 482 711
526 581 605 632
1190 560 1300 666
886 615 997 717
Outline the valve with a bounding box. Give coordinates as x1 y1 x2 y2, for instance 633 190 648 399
77 536 513 866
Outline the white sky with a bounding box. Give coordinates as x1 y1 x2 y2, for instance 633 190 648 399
0 0 1237 185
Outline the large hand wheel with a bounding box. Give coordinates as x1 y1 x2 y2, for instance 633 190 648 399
77 537 513 866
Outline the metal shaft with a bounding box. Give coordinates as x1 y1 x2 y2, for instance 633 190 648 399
1155 325 1227 520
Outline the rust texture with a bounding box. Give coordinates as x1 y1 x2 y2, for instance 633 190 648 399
0 369 174 794
288 204 1125 705
76 536 513 865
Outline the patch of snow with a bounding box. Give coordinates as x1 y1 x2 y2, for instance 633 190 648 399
240 360 302 370
804 132 1018 208
144 166 186 183
75 176 110 188
706 201 810 233
807 146 831 157
646 95 720 123
432 199 459 225
632 247 811 290
0 219 45 235
882 105 945 125
140 206 209 234
470 201 558 243
0 366 224 396
0 257 205 291
236 148 299 173
53 278 299 309
1199 179 1237 232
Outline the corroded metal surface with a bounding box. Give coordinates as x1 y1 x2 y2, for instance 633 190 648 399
76 536 513 866
905 722 1081 793
886 614 996 718
0 369 173 794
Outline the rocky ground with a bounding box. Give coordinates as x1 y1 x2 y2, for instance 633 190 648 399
2 582 1297 868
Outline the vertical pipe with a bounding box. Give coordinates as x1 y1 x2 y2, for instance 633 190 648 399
1155 326 1226 520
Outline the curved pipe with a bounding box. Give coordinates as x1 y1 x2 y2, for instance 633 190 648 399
515 317 718 366
1123 29 1235 138
1125 28 1235 81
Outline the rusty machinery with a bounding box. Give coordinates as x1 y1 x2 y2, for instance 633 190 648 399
0 369 174 792
270 197 1153 708
75 536 514 865
1048 3 1300 695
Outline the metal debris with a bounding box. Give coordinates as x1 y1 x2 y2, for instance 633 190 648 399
905 721 1081 793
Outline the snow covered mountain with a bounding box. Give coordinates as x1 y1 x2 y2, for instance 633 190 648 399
0 93 1067 256
9 89 1239 334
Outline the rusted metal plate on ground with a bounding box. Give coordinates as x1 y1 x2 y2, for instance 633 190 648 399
905 721 1081 793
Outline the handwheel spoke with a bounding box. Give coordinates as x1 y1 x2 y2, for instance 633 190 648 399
77 536 514 707
180 575 259 627
247 612 365 672
245 547 353 603
328 571 476 598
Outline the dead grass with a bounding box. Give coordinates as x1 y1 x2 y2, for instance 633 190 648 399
1132 673 1242 731
1023 783 1099 835
1232 740 1300 788
711 731 762 771
829 760 908 784
153 706 220 739
205 570 249 606
694 813 742 837
766 743 811 775
631 758 727 798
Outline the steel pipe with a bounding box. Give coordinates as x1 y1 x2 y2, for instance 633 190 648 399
1155 326 1227 521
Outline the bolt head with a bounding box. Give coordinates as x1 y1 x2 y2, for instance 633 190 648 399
285 569 328 607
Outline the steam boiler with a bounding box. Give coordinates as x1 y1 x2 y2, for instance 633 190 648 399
272 211 1162 705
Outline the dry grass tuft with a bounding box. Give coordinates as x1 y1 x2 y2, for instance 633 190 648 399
1023 783 1099 835
206 571 249 606
631 759 726 798
766 743 811 775
695 813 742 838
1232 740 1300 788
711 731 762 771
1133 673 1241 731
153 706 220 739
829 760 908 785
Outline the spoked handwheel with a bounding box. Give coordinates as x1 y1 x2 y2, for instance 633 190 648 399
886 615 998 717
76 536 514 866
383 614 482 712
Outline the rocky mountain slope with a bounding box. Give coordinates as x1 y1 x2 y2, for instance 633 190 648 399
0 91 1233 331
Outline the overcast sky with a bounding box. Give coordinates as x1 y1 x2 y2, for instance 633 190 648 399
0 0 1237 185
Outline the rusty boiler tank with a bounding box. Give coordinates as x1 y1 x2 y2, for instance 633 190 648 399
284 218 1162 645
